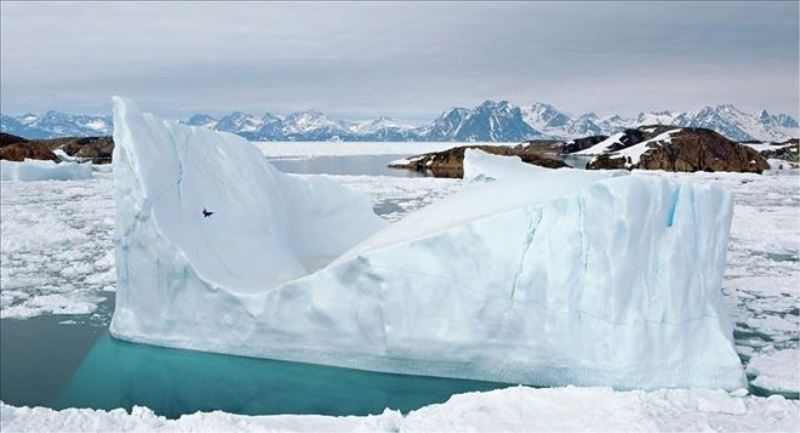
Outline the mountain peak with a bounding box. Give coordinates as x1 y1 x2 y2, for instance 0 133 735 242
2 103 797 143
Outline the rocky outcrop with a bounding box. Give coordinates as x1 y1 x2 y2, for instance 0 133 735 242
561 135 608 154
389 145 567 178
0 133 58 162
585 127 769 173
587 153 627 170
1 132 28 146
519 139 565 154
44 136 114 163
760 139 799 162
1 134 115 164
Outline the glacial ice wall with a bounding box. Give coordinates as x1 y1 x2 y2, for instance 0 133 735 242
111 98 745 390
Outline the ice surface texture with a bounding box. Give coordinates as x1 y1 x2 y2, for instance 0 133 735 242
0 159 93 182
110 97 745 390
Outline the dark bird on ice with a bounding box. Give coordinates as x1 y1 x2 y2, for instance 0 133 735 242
202 208 214 218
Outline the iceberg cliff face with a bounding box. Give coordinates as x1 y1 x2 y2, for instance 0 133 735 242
111 98 745 390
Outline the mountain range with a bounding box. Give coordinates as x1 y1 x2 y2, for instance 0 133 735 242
2 101 797 142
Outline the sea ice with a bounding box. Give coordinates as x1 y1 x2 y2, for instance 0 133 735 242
3 386 799 433
746 348 800 398
110 97 745 390
0 159 93 182
0 172 114 320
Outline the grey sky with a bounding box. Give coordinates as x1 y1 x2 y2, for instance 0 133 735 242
1 1 798 122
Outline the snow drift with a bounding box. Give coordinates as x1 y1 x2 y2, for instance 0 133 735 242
110 97 745 390
0 159 93 181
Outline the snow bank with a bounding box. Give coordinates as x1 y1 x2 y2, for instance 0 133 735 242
0 159 92 181
3 387 798 433
111 98 744 391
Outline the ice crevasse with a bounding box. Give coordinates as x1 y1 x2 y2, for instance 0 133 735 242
110 97 746 390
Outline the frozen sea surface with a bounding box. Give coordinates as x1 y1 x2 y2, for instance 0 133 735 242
3 386 798 433
1 155 798 427
0 172 115 320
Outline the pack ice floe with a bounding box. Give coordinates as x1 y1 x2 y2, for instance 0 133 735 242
110 97 745 390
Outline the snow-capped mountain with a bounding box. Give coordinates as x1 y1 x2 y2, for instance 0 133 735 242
521 104 798 142
214 112 265 135
522 103 572 135
3 102 797 142
348 116 417 141
280 110 352 141
185 114 218 129
1 115 52 139
424 101 545 142
1 111 111 139
678 105 797 142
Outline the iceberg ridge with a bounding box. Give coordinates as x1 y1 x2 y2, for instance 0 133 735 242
110 97 745 390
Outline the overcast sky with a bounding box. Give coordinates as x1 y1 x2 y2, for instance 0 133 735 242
1 1 798 122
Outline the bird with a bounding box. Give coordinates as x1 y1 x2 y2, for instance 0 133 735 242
202 208 214 218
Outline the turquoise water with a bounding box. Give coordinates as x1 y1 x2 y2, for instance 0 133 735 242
1 300 508 419
53 332 507 418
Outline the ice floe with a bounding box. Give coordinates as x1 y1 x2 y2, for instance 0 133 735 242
0 159 93 182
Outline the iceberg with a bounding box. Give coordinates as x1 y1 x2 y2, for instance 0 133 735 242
110 97 745 390
0 159 93 181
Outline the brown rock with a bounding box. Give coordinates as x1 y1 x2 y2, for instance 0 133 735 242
0 133 115 163
1 132 29 146
0 136 58 162
389 145 567 178
586 153 628 170
586 128 770 173
44 136 115 163
759 139 799 162
638 129 769 173
561 135 608 154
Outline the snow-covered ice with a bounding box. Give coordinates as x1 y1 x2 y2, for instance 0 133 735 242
2 386 798 433
108 98 745 390
0 159 93 182
0 172 114 319
110 96 385 297
746 348 799 398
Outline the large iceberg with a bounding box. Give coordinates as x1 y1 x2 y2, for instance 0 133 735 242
110 97 745 390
